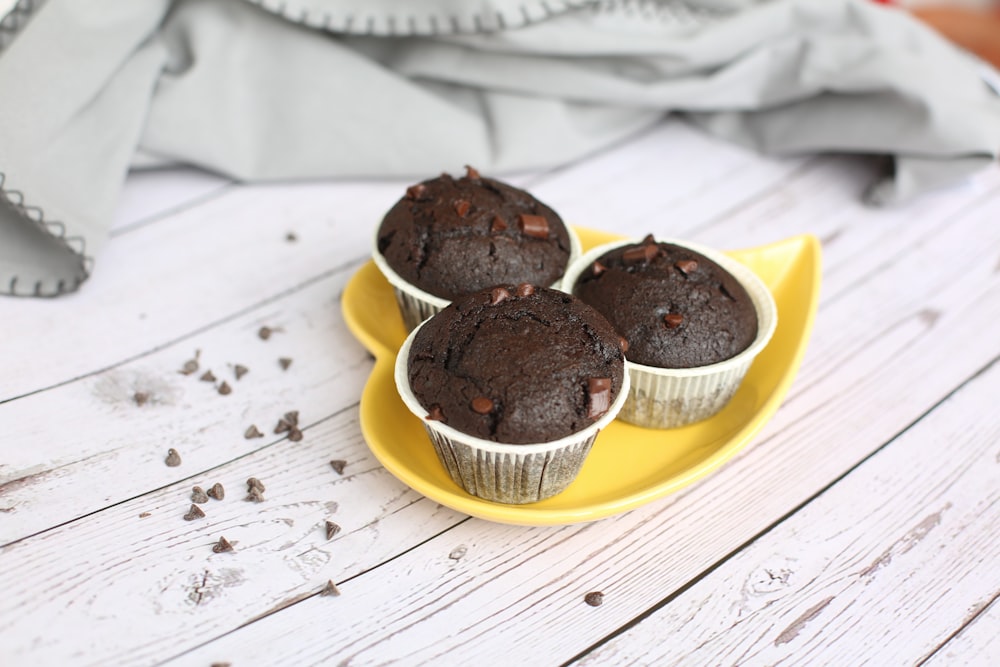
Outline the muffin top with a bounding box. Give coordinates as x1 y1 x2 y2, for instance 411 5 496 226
573 237 758 369
377 167 572 300
407 284 626 444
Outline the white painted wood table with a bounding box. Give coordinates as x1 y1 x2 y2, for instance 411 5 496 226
2 120 998 666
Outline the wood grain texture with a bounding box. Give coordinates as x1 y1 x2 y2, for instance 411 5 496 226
923 594 1000 667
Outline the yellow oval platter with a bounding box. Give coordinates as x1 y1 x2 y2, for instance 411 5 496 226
342 228 821 526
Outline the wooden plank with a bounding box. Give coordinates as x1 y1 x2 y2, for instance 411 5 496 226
151 164 1000 665
924 595 1000 666
572 362 1000 666
108 167 232 236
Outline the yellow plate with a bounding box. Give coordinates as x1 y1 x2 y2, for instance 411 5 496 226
343 228 821 525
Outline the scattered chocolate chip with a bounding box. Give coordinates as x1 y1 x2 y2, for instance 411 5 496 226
641 233 656 244
453 199 471 217
234 364 249 380
449 545 468 560
471 397 494 414
245 425 264 439
329 460 347 475
211 663 231 667
592 261 607 277
491 215 507 233
165 448 182 467
207 483 225 500
287 426 304 442
183 504 205 521
490 287 510 305
426 404 446 422
246 487 265 503
284 411 299 426
285 231 297 242
518 213 550 239
465 165 481 180
587 378 612 419
279 357 293 370
676 259 699 275
179 359 199 376
192 486 209 504
516 283 535 297
321 580 341 597
200 370 216 382
622 243 658 265
584 591 604 607
134 391 149 406
212 536 234 553
325 520 341 540
405 183 428 200
247 477 266 493
218 381 232 396
258 326 274 340
138 512 151 518
274 418 291 434
664 313 684 329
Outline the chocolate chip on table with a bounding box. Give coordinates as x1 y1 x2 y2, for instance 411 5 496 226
245 425 264 439
212 536 234 553
584 591 604 607
247 477 266 493
246 487 265 503
183 504 205 521
491 215 507 233
210 662 231 667
207 483 225 500
258 326 277 340
165 448 182 467
191 486 209 504
234 364 249 380
329 460 347 475
321 580 341 597
516 283 535 297
675 259 699 275
274 418 291 434
218 381 232 396
325 520 341 540
200 370 216 382
133 391 149 406
287 426 304 442
284 411 299 426
138 512 151 519
279 357 293 370
663 313 684 329
471 397 494 414
586 378 612 419
490 287 510 305
453 199 471 217
426 405 446 422
179 349 201 375
405 183 428 200
285 231 298 242
465 165 481 179
518 213 549 239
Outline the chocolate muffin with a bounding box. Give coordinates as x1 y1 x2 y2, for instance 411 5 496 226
573 236 758 369
406 284 625 444
377 167 573 301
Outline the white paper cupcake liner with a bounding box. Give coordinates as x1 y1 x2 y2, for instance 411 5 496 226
562 237 778 429
394 322 629 504
372 225 582 332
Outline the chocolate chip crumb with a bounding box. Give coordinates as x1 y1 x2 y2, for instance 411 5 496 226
200 370 216 382
426 405 446 422
234 364 249 380
134 391 149 406
675 259 698 275
211 662 231 667
285 411 299 426
587 378 612 419
465 165 481 180
138 512 151 518
325 520 341 540
244 425 263 439
218 381 232 396
285 231 297 242
664 313 684 329
274 418 291 434
518 213 550 239
207 483 225 500
516 283 535 297
183 504 205 521
321 580 341 597
491 215 507 233
279 357 293 370
192 486 209 504
212 536 234 553
471 397 494 414
258 326 274 340
287 426 304 442
179 359 199 376
247 477 266 493
453 199 471 217
246 487 265 503
490 287 510 305
165 448 182 467
329 460 347 475
448 545 468 560
584 591 604 607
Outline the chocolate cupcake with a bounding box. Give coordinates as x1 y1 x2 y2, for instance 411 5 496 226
565 236 777 428
373 167 580 331
394 284 628 504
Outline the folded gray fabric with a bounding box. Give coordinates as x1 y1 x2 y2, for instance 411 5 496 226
1 0 998 296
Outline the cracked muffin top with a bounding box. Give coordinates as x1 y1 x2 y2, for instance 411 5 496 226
572 237 758 369
376 167 572 300
406 284 625 444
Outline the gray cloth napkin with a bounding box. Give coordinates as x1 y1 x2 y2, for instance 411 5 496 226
2 0 998 297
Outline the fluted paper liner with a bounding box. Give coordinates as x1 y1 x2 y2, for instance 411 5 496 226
394 323 629 504
562 238 778 429
373 226 582 332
